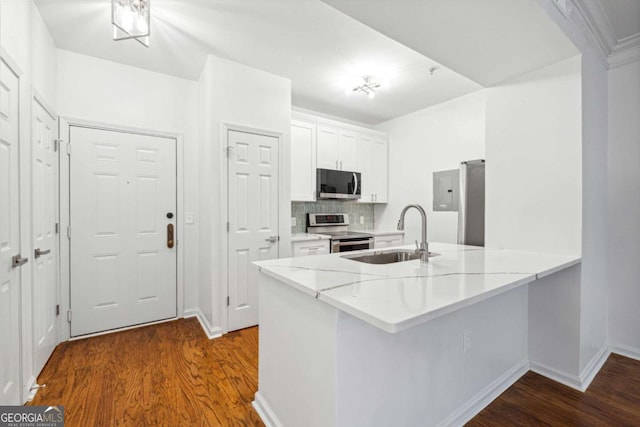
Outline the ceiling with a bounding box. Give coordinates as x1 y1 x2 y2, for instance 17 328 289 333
33 0 634 125
599 0 640 43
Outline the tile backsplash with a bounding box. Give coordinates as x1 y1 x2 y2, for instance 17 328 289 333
292 201 375 233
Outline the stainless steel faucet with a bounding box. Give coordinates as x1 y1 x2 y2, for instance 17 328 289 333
397 204 429 263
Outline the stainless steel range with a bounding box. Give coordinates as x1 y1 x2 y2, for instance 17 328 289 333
307 213 373 253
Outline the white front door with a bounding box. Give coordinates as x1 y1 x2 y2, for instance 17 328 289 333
31 99 58 374
227 130 279 331
69 126 177 337
0 58 22 405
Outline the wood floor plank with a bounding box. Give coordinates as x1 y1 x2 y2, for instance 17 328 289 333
28 319 264 427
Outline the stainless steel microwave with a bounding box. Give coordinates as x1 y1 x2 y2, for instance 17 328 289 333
316 168 361 200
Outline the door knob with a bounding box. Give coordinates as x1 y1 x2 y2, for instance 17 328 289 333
265 236 279 243
12 254 28 268
167 224 174 248
34 248 51 258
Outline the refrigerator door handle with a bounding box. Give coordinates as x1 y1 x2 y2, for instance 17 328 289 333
457 162 468 245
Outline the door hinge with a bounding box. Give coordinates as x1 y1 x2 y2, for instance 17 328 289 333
55 304 60 316
227 222 230 232
54 139 62 152
227 296 230 306
67 310 72 322
66 226 71 239
66 142 71 156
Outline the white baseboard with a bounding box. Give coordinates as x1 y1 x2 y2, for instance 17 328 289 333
183 309 222 340
253 392 283 427
529 361 582 391
609 343 640 362
579 345 611 391
437 360 529 427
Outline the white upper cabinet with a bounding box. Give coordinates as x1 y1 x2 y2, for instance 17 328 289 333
317 125 358 172
291 120 317 201
338 129 358 171
316 125 339 170
358 135 388 203
291 112 388 203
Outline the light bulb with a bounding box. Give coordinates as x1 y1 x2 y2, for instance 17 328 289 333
136 15 148 33
121 7 134 32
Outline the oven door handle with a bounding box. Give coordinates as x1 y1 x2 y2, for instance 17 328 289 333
332 238 374 248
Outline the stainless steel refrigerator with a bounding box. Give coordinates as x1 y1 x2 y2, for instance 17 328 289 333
457 159 485 246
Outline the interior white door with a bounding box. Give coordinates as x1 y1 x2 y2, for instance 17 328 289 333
31 99 58 375
69 126 177 337
228 130 279 331
0 58 22 405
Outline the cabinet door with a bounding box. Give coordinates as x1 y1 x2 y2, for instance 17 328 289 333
316 125 338 170
374 234 404 249
371 137 388 203
357 134 374 203
291 120 316 201
338 129 358 171
292 240 330 257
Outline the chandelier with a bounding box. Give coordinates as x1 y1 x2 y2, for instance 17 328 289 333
112 0 150 47
349 75 381 99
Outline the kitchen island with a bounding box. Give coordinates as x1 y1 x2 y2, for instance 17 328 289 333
252 243 580 427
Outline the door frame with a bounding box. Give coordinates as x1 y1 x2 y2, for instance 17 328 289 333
58 117 185 341
219 123 288 334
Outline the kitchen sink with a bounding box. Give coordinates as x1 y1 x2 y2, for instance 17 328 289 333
342 249 440 265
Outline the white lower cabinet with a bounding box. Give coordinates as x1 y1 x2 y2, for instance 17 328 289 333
292 239 331 257
373 233 404 249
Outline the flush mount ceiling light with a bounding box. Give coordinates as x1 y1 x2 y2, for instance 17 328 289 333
347 75 381 99
112 0 150 47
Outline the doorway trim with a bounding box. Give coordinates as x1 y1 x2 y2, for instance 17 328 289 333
219 123 286 335
58 117 185 342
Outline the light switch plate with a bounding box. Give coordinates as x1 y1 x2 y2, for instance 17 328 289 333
360 216 365 225
185 212 194 224
291 217 297 227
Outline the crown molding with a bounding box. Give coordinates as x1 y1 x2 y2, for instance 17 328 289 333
609 33 640 68
568 0 614 60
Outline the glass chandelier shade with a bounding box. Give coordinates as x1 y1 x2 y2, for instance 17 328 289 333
112 0 150 47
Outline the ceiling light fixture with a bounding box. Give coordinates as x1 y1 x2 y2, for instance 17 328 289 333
348 75 381 99
112 0 150 47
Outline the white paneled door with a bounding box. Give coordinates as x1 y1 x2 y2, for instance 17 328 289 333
69 127 177 337
228 130 279 331
0 58 22 405
31 99 58 375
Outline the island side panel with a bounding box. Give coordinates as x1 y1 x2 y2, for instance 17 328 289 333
335 286 529 427
255 272 339 427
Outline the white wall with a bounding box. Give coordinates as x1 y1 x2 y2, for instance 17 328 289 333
607 58 640 354
198 55 291 335
56 50 201 314
1 0 58 403
485 55 582 255
374 91 486 244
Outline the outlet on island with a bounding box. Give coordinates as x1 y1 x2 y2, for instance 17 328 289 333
360 216 364 225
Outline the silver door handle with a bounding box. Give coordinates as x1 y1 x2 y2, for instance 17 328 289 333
265 236 279 243
335 160 338 169
340 160 343 169
34 248 51 258
12 254 28 268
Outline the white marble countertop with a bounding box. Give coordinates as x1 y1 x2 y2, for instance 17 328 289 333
291 233 331 242
254 243 581 333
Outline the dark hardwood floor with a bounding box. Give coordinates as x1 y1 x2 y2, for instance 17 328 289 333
29 318 640 426
468 353 640 426
29 318 263 427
